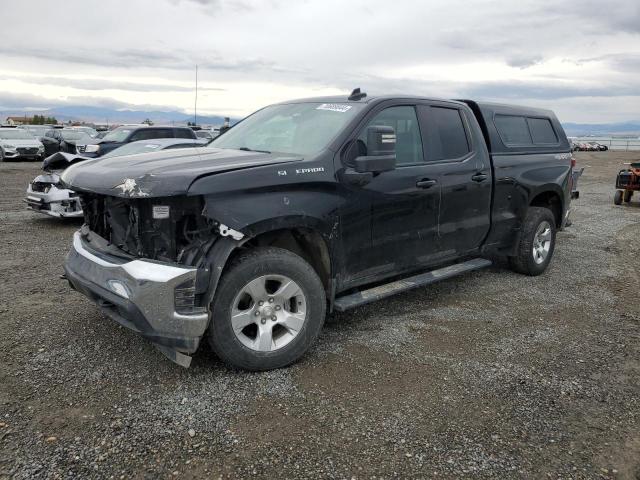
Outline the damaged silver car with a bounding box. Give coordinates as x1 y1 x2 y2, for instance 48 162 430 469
25 139 207 218
25 153 85 217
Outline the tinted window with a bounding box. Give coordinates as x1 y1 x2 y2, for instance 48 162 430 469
103 128 133 142
130 129 173 142
359 106 423 166
430 107 470 160
528 117 557 144
494 115 532 145
175 128 196 139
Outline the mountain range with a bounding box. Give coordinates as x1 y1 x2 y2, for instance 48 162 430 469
1 105 232 126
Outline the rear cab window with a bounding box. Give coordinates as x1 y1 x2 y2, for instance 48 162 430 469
494 115 532 145
494 114 559 147
527 117 558 144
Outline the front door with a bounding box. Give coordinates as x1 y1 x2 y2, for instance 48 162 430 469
340 104 442 286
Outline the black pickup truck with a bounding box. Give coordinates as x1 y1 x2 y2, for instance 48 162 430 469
61 90 574 370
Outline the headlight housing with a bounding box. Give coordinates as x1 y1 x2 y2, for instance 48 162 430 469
83 144 100 153
2 143 16 150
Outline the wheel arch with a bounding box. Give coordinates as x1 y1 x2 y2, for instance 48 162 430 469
235 226 333 297
529 188 564 228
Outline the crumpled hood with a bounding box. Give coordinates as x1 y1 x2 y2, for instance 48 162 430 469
61 147 301 198
2 139 43 148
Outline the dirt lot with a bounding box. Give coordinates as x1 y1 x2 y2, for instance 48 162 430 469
1 151 639 479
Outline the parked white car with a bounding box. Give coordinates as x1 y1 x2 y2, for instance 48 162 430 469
0 128 45 161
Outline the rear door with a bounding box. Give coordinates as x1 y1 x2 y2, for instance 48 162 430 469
417 102 492 256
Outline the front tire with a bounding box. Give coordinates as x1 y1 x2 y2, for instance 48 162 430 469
509 207 557 276
624 190 633 203
208 247 326 371
614 190 623 205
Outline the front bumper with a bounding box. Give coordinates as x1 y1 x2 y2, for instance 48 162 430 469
25 180 83 218
3 149 43 160
64 231 210 366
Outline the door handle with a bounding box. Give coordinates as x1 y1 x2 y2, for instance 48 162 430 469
471 173 488 182
416 178 437 188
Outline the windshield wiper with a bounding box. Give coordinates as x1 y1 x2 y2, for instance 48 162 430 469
238 147 271 154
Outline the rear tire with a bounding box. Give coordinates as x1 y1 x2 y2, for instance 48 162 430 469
509 207 557 276
614 190 623 205
623 190 633 203
208 247 326 371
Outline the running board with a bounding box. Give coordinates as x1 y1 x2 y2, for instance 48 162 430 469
333 258 492 312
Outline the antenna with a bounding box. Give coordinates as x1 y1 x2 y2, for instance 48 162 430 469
348 88 367 101
194 64 198 126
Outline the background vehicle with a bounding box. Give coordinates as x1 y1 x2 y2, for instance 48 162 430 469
0 128 44 161
70 126 98 138
613 162 640 205
40 129 94 156
77 125 198 157
19 125 51 140
25 138 208 218
61 92 573 370
195 130 217 142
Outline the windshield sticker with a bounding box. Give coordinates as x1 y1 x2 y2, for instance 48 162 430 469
316 103 352 113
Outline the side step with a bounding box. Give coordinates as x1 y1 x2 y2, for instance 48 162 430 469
333 258 492 312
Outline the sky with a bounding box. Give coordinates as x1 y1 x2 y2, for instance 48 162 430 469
0 0 639 123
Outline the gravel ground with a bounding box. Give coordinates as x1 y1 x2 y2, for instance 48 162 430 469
1 152 639 479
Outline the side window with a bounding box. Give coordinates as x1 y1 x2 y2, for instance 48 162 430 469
358 106 424 166
129 129 150 142
429 107 470 160
174 128 195 139
527 117 558 144
494 115 532 145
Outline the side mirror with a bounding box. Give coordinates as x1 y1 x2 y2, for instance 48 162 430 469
354 125 396 173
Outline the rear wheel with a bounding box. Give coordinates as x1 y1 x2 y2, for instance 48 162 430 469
509 207 556 276
208 247 326 371
624 190 633 203
614 190 623 205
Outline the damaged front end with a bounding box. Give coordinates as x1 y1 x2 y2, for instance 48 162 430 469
64 193 243 367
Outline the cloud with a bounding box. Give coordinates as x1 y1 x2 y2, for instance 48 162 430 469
506 55 544 69
0 91 184 113
0 74 224 93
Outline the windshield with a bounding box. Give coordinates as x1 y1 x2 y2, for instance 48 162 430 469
211 102 363 156
60 130 92 141
0 129 35 140
23 126 49 137
102 128 133 142
74 127 98 137
102 141 165 158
